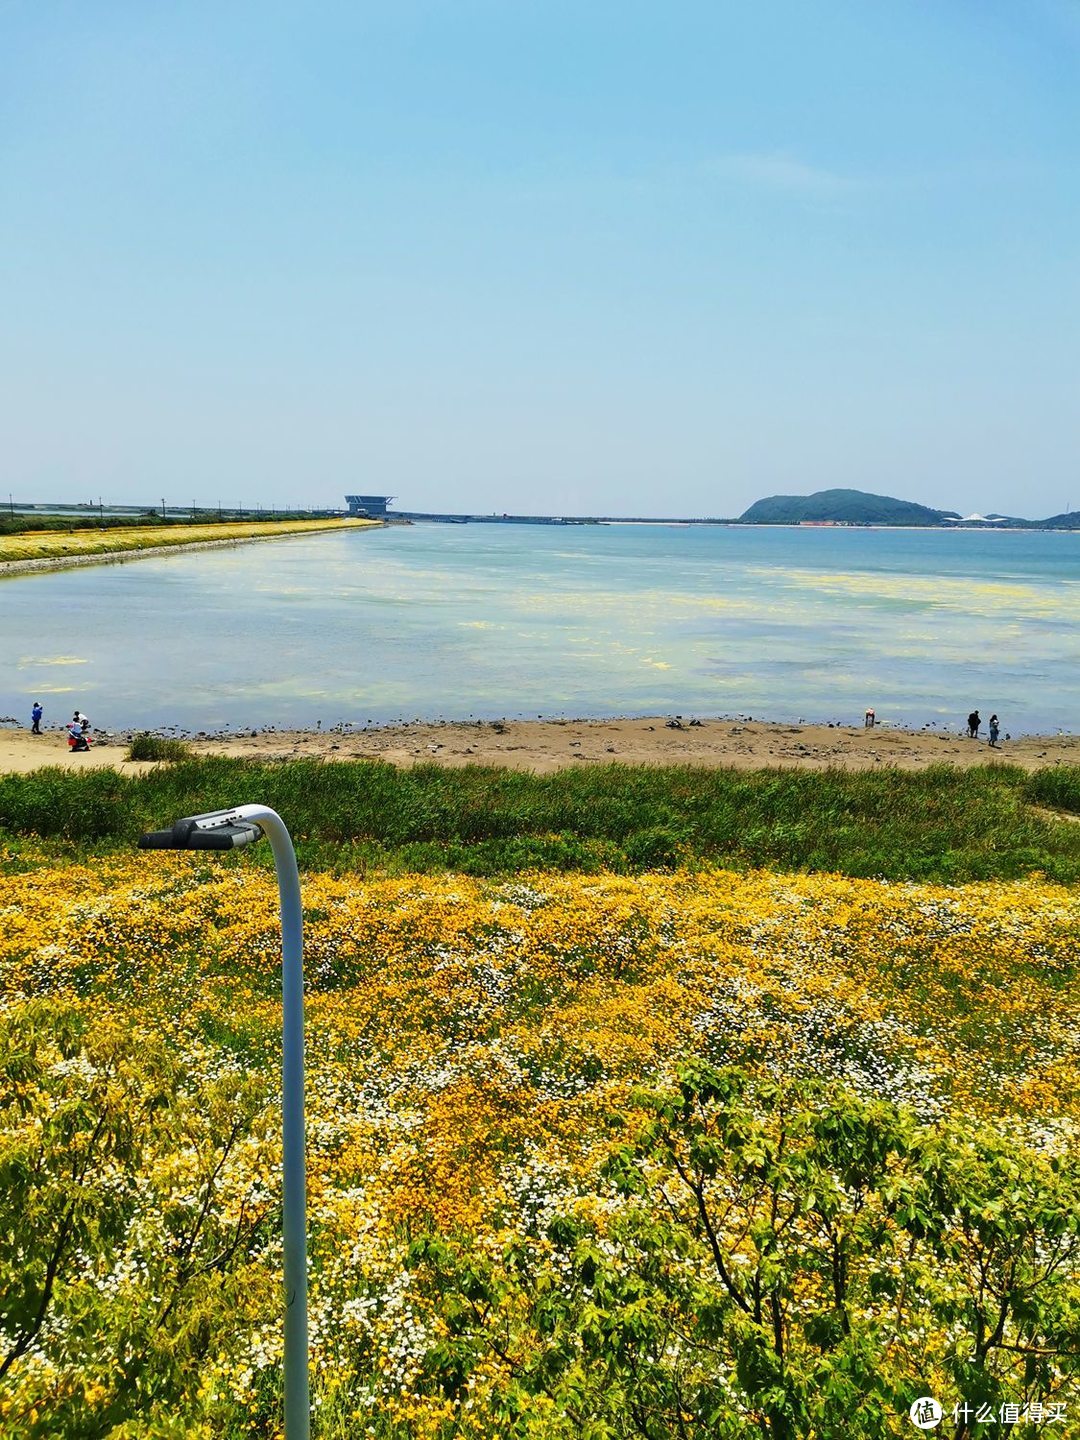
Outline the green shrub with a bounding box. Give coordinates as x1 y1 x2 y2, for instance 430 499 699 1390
126 733 195 763
1024 764 1080 815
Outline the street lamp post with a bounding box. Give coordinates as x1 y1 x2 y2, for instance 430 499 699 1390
138 806 309 1439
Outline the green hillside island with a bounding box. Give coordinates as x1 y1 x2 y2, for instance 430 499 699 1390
738 487 1080 528
739 489 953 525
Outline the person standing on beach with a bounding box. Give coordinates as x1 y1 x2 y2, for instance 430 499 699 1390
988 714 1000 747
967 710 980 738
31 702 43 734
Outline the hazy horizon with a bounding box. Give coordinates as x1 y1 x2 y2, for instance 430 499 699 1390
3 3 1078 519
9 484 1079 524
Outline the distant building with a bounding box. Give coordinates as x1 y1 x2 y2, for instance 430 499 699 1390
345 494 394 518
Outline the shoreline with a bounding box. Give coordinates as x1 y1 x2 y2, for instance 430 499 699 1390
2 714 1078 776
0 518 376 577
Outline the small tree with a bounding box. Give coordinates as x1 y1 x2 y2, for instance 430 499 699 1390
0 1000 275 1438
405 1064 1080 1439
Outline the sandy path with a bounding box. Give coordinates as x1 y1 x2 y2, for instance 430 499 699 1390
2 717 1076 776
0 732 157 775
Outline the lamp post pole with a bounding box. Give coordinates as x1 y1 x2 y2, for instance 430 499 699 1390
138 805 309 1438
239 806 308 1439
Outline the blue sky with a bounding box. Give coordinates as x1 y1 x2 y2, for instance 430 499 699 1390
3 1 1078 518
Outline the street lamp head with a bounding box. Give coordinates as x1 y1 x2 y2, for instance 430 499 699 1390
138 808 263 851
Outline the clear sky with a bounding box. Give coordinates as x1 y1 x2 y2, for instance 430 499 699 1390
3 1 1078 518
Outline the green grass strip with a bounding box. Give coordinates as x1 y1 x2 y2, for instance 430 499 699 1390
3 757 1080 882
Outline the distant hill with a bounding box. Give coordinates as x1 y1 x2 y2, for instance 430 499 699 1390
1039 510 1080 530
739 488 954 526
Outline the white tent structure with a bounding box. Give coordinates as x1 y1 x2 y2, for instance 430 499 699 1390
942 513 1009 524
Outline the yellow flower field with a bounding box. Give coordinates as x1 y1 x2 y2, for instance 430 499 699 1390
0 517 371 565
2 859 1077 1436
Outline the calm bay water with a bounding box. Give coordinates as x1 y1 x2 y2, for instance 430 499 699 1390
3 524 1078 734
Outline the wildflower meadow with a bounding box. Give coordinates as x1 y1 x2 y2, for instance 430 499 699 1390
2 836 1078 1437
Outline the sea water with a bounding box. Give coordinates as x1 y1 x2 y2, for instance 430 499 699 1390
3 523 1077 734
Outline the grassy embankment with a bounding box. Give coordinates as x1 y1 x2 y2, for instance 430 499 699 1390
0 515 372 564
2 755 1079 880
0 510 339 536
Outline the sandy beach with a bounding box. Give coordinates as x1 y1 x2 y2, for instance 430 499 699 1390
2 715 1078 776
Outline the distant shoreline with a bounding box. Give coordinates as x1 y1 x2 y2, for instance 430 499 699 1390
391 515 1078 531
3 714 1077 777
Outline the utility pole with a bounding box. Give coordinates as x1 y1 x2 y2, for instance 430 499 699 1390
161 497 166 521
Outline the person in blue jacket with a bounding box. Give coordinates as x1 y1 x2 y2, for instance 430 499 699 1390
30 702 43 734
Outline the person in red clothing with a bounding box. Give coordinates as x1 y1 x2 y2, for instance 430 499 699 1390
67 718 92 752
